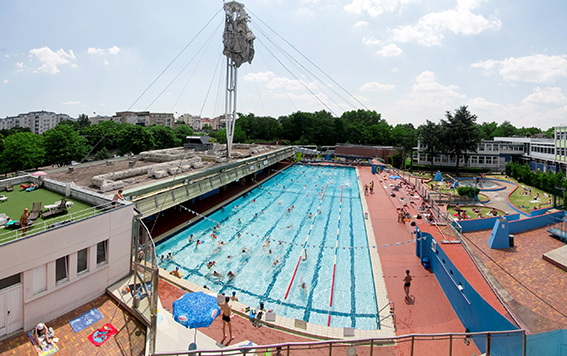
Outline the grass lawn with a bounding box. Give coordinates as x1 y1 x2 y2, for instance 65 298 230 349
0 186 96 244
447 206 505 219
507 181 552 213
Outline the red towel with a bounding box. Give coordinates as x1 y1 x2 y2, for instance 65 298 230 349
88 323 118 347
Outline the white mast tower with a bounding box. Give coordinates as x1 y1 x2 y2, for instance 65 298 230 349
222 1 255 159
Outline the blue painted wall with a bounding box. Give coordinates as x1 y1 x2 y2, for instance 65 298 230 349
415 230 519 355
508 211 564 234
526 329 567 356
457 212 563 233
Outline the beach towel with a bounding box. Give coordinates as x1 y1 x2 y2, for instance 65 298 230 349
69 308 103 333
28 331 59 356
88 323 118 347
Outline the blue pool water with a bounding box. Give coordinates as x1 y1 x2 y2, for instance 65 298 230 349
156 165 378 329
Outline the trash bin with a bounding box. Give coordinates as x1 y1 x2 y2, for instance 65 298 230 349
133 294 140 309
509 235 514 247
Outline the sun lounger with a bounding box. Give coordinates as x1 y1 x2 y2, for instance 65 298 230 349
0 214 9 227
28 202 42 221
4 182 13 192
0 195 7 202
42 199 68 219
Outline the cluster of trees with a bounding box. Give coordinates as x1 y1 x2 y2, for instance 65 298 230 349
0 119 195 173
505 162 566 194
0 106 553 174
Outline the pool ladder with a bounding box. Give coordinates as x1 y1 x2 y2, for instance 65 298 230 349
376 301 396 331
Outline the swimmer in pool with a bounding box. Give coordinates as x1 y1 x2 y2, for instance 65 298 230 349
212 270 221 279
238 218 242 224
273 258 280 266
299 279 307 295
303 249 308 261
262 240 270 249
242 247 248 253
189 234 194 241
207 261 216 268
227 271 235 279
308 213 312 218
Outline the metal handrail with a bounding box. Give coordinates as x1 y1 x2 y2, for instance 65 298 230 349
152 330 526 356
0 201 116 245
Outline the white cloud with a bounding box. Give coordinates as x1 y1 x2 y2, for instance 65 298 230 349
88 46 120 55
360 82 396 91
345 0 420 17
353 21 369 30
397 71 466 112
243 71 275 82
472 54 567 83
391 0 501 46
29 47 75 74
3 79 8 84
104 59 110 66
466 88 567 129
62 101 81 105
362 37 381 46
520 87 567 108
376 44 402 56
353 95 370 102
267 77 318 91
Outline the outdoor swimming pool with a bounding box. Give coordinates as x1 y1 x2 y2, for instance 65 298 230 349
156 165 379 329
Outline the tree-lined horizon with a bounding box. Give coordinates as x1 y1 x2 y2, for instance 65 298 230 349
0 107 553 174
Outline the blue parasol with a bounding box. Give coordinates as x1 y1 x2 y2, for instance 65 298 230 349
173 292 220 329
172 292 221 350
389 175 401 180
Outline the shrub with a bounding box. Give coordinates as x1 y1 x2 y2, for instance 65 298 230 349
457 186 479 198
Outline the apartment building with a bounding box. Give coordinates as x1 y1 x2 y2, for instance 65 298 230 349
0 111 71 134
113 111 174 127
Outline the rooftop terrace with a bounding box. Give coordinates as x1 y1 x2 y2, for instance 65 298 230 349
0 180 104 245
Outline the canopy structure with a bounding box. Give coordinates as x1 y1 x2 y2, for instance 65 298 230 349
223 1 255 159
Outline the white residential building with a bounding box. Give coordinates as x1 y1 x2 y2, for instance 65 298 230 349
0 111 72 134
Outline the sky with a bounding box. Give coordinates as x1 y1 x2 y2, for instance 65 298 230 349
2 0 567 130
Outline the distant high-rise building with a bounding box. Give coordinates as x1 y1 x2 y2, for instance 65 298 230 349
0 111 72 134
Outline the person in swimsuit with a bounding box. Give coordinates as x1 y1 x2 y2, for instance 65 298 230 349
403 270 412 300
220 296 235 340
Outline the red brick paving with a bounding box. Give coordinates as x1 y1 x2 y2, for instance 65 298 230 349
464 227 567 333
158 279 395 356
0 294 145 356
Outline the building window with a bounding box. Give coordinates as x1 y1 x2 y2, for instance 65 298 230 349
0 273 21 291
33 265 47 294
97 240 108 265
77 248 88 274
478 157 485 165
56 256 68 284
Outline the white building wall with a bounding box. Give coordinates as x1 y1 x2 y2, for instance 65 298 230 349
0 204 133 331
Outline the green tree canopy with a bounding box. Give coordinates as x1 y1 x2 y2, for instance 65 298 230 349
77 113 91 129
147 125 181 149
418 120 443 173
441 106 481 175
116 125 155 154
0 132 45 173
174 125 195 143
43 125 90 166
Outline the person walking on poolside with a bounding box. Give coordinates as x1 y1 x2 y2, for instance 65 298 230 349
20 208 29 236
403 270 412 300
221 296 235 340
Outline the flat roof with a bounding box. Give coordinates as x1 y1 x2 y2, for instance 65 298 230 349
0 185 94 244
